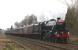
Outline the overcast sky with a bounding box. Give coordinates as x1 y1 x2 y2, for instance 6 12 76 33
0 0 72 29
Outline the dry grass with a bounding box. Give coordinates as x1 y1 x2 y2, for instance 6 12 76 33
0 33 26 50
3 42 25 50
0 39 25 50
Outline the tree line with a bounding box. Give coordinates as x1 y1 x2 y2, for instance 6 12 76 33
65 0 78 34
14 14 38 28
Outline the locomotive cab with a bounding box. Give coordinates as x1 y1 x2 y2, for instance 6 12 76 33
40 19 56 40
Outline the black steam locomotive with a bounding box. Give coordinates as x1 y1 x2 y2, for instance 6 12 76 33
6 19 70 43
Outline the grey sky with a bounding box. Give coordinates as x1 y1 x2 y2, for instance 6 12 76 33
0 0 71 29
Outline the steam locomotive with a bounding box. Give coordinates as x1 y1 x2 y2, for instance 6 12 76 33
6 19 70 43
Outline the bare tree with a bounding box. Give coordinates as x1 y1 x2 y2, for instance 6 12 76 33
22 15 29 26
14 22 20 28
27 14 37 25
14 14 38 28
65 0 78 34
39 14 47 22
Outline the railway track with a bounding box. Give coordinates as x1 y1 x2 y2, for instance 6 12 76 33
17 38 78 50
6 35 78 50
0 32 28 50
0 38 28 50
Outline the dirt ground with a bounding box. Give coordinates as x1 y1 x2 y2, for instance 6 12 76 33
0 32 7 50
70 34 78 42
70 37 78 42
0 32 25 50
